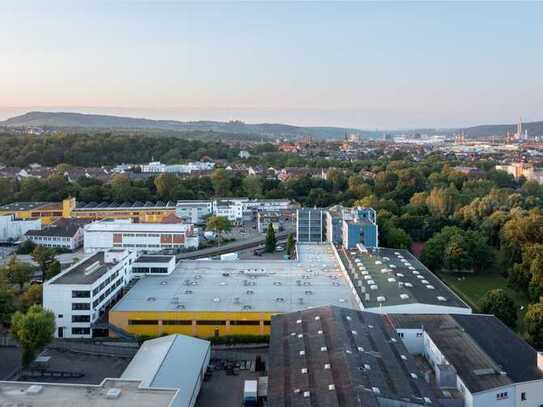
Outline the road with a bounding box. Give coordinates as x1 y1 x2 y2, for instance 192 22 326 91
177 231 289 260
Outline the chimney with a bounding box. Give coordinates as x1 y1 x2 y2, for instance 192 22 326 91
538 352 543 372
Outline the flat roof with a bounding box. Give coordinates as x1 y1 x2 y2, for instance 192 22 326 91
85 221 189 232
74 201 176 211
0 201 52 211
122 335 209 407
112 244 360 313
49 252 112 285
339 247 470 310
135 255 175 264
390 313 543 393
0 379 177 407
268 305 440 407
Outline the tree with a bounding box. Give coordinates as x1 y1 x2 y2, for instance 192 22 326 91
32 246 56 281
46 260 62 280
20 284 43 312
479 289 517 329
287 233 296 257
210 169 232 197
0 275 16 326
11 305 55 367
205 216 232 246
524 302 543 348
2 256 33 291
242 175 263 198
265 223 277 253
154 173 178 201
16 240 36 255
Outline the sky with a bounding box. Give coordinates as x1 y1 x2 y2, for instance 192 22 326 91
1 1 543 129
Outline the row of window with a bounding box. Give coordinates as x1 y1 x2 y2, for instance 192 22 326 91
128 319 270 326
72 302 90 311
72 315 90 323
92 270 120 296
132 267 168 274
92 278 123 308
72 327 91 335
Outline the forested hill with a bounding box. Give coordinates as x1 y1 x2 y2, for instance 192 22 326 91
1 111 370 139
463 121 543 138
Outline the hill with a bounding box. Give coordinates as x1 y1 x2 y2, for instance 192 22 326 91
0 111 371 139
463 121 543 138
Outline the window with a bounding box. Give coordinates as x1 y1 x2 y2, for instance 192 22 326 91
72 303 90 311
196 320 226 325
497 392 509 400
72 315 90 323
162 320 192 325
263 321 271 326
128 320 159 325
72 290 90 298
71 327 90 335
398 332 404 338
521 392 526 401
230 320 260 326
416 332 423 337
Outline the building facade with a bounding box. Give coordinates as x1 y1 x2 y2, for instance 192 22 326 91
0 215 41 242
175 201 213 224
44 250 137 338
25 218 87 250
296 208 326 243
84 220 199 253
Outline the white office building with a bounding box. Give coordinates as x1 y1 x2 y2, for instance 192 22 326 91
0 215 41 243
44 249 137 338
84 219 199 253
176 200 213 224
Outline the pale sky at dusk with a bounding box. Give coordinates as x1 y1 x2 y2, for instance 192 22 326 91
1 1 542 129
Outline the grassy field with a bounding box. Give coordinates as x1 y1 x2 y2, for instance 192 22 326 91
438 272 529 332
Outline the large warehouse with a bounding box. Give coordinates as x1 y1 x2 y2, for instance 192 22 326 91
109 244 360 337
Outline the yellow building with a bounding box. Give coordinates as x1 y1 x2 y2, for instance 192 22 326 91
109 244 360 338
0 201 64 224
1 198 177 225
66 198 177 223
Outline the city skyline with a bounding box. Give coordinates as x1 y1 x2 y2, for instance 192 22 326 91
2 1 543 129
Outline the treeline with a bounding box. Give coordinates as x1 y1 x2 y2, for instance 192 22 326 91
0 132 243 167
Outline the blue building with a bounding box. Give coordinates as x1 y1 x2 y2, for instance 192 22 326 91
325 206 378 249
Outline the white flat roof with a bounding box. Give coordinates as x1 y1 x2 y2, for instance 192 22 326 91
0 379 177 407
122 335 210 407
85 222 190 233
112 244 359 313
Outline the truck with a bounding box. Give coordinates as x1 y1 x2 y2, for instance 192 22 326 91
243 380 258 407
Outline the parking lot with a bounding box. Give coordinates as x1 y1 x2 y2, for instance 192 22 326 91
196 349 268 407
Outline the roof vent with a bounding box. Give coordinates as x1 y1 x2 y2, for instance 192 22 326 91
370 285 378 290
303 391 310 398
106 388 122 399
410 373 418 379
26 385 43 395
314 316 320 320
377 296 386 302
321 346 327 352
301 368 307 374
427 285 435 289
324 363 331 369
400 294 409 300
213 297 220 302
318 330 323 335
299 350 305 356
437 296 447 302
328 384 335 391
296 319 302 324
404 282 413 288
372 387 380 394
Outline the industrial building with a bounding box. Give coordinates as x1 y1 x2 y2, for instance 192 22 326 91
0 333 210 407
83 219 199 253
268 305 543 407
0 201 65 224
296 208 326 243
0 379 179 407
121 334 210 407
43 249 137 338
109 244 360 337
0 214 41 243
298 205 378 248
25 218 89 250
338 245 471 314
326 205 378 248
